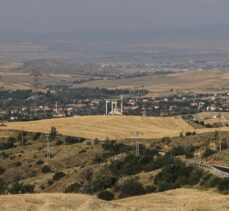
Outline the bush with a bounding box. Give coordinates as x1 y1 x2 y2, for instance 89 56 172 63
36 160 44 165
91 173 118 192
102 140 130 154
65 183 81 193
0 139 16 150
188 168 204 186
0 178 5 194
205 175 222 188
184 145 195 159
93 155 104 164
202 149 216 158
33 132 41 140
217 178 229 194
49 127 57 140
0 166 5 175
8 137 16 143
53 172 65 181
154 160 193 191
161 137 171 144
65 136 85 145
55 140 63 146
47 180 54 186
119 178 145 198
97 190 114 201
109 150 159 176
41 165 51 173
170 145 184 156
145 185 156 193
13 161 22 167
8 182 35 194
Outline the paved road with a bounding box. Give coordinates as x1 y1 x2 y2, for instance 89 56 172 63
187 162 229 178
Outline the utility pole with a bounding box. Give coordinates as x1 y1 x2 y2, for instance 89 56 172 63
218 111 222 152
46 137 51 162
0 114 4 126
21 128 24 152
131 131 143 157
216 69 222 153
30 69 41 118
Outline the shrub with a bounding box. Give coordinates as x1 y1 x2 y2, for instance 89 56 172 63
8 137 16 143
65 136 85 145
55 140 63 146
13 161 22 167
93 155 104 164
79 149 86 154
8 183 34 194
49 127 57 140
33 132 41 140
36 160 44 165
91 173 118 192
97 190 114 201
202 149 216 158
102 140 130 154
65 183 81 193
154 160 192 191
0 151 9 159
205 175 222 188
188 168 204 186
170 145 184 156
53 172 65 181
41 165 51 173
0 178 5 194
161 137 171 144
217 178 229 194
0 139 16 150
145 185 157 193
119 178 145 198
47 180 53 186
184 145 195 159
0 166 5 175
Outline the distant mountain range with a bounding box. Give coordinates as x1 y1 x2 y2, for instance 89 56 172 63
1 23 229 43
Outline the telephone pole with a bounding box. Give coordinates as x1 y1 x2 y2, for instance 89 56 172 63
46 137 51 162
30 69 42 117
218 111 222 152
21 128 24 152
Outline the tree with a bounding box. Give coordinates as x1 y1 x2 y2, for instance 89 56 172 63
49 127 57 140
97 191 114 201
119 178 145 198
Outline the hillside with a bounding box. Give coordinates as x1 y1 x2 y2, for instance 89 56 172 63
0 189 228 211
3 116 194 140
77 69 229 93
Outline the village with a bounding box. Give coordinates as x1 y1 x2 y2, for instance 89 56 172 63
1 86 229 129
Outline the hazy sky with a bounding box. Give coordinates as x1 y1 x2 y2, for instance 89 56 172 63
0 0 229 32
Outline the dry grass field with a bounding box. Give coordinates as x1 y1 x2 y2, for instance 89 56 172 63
3 116 194 140
117 188 229 211
194 112 229 124
0 189 228 211
77 69 229 94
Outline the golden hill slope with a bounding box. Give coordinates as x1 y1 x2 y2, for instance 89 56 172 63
3 116 193 140
0 189 228 211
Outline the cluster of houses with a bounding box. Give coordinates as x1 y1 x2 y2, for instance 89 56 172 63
1 90 229 122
